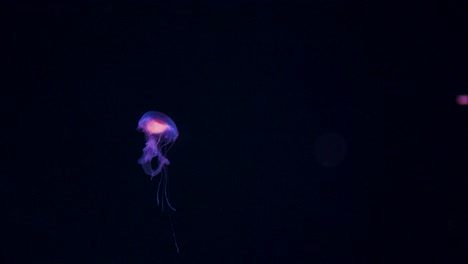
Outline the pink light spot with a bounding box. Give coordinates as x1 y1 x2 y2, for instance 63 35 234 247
146 119 169 134
456 95 468 105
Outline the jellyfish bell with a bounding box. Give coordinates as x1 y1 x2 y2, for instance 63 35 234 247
137 111 179 141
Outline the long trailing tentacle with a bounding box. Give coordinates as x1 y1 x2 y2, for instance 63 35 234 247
156 172 163 207
164 167 176 211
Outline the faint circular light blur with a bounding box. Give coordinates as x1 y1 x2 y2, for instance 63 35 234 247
313 133 347 167
456 95 468 105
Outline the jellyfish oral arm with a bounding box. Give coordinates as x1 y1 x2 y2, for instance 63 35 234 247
138 139 169 178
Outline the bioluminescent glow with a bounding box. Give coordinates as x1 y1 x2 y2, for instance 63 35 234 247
456 95 468 106
137 110 179 253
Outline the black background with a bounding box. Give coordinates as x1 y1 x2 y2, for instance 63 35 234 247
2 1 466 263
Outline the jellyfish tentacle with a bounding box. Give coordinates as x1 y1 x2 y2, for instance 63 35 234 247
164 172 176 211
156 172 163 206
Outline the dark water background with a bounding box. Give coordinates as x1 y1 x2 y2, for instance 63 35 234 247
2 1 465 263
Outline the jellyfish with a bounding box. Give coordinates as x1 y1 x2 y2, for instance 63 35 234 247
138 111 180 253
137 111 178 211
